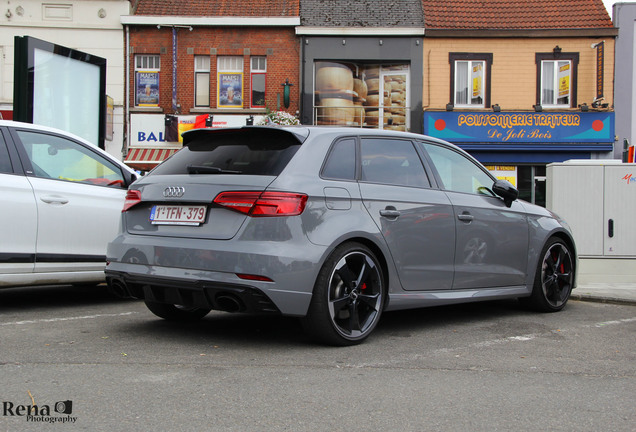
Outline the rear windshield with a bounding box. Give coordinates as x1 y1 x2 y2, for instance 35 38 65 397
151 129 301 176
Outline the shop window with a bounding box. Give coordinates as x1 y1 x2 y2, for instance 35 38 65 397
194 56 210 107
217 56 243 108
449 53 492 109
536 52 578 108
313 62 409 131
251 57 266 108
134 55 160 107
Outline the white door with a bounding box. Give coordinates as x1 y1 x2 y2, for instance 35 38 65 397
604 165 636 256
0 173 37 275
13 129 127 273
27 177 127 272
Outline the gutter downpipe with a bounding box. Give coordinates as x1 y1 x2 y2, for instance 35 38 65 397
125 24 130 157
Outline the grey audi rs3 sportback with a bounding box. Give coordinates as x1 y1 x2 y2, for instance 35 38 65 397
106 126 576 346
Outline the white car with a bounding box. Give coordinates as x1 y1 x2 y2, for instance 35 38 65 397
0 120 138 287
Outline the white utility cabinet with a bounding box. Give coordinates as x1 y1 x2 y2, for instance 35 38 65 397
547 160 636 257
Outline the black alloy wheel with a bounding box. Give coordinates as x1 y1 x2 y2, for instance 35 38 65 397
303 242 385 346
523 237 574 312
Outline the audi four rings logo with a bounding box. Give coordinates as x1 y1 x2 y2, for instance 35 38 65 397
163 187 185 198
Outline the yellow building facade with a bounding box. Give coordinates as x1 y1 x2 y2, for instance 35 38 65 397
423 37 614 112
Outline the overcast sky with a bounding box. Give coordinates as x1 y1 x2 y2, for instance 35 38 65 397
603 0 619 19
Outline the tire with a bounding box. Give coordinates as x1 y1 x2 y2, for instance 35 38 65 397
144 301 211 321
522 237 574 312
302 242 385 346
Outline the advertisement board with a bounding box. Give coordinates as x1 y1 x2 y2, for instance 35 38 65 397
13 36 106 148
217 73 243 108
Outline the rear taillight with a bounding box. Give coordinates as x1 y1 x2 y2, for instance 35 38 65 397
213 191 307 217
122 189 142 212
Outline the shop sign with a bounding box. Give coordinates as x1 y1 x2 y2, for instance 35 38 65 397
424 111 614 143
130 114 262 146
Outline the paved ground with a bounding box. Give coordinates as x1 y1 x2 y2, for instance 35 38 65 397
0 285 634 432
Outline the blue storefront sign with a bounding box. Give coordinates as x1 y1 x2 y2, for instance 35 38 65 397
424 111 614 144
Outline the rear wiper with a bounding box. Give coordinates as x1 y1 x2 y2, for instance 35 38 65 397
187 165 242 174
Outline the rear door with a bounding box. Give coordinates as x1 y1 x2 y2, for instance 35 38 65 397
0 128 37 277
11 128 128 273
420 142 529 289
358 136 455 291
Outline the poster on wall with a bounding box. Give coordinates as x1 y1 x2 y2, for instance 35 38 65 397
218 73 243 108
472 63 483 99
136 71 159 107
558 64 570 99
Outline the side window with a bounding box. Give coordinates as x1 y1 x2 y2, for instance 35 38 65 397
322 138 356 180
0 131 12 173
422 143 495 196
449 53 492 109
536 52 579 108
16 131 125 187
194 55 211 107
361 138 430 188
250 56 267 108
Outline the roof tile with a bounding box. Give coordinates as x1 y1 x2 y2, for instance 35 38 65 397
422 0 614 30
134 0 300 17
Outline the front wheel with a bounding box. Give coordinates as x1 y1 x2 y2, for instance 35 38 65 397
302 242 385 346
522 237 574 312
144 301 211 321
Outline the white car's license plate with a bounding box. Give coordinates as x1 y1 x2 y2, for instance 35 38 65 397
150 205 207 225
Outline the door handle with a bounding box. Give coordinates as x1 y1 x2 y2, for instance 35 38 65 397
457 212 474 223
608 219 614 238
41 195 69 205
380 207 400 219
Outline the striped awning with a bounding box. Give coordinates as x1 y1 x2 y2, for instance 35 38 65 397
124 147 179 171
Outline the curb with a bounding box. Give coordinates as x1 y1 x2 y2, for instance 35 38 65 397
570 293 636 306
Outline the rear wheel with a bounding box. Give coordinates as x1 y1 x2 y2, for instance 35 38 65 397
144 301 211 321
302 242 385 346
522 237 574 312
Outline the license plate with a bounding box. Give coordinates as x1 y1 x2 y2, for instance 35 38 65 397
150 205 207 225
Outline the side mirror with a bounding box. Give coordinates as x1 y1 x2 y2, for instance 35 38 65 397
492 179 518 207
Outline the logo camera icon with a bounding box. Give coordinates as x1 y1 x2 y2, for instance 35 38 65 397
54 401 73 415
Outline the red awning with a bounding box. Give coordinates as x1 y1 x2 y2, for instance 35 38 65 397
124 147 179 171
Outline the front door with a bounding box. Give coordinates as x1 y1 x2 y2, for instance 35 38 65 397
421 142 529 289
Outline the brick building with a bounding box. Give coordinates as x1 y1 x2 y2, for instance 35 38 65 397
122 0 300 170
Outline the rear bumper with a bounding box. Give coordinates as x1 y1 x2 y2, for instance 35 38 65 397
106 269 282 314
105 255 317 316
